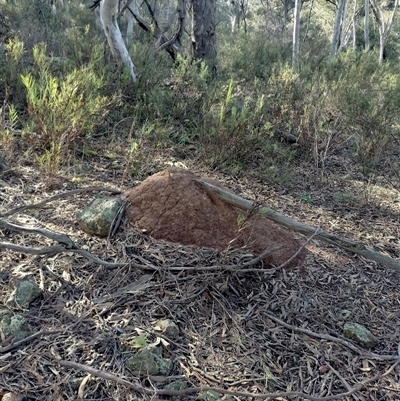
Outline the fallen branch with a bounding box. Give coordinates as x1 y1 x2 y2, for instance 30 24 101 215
0 220 287 272
196 180 400 272
1 186 122 218
265 313 400 361
276 228 320 269
58 358 400 400
0 239 282 272
0 241 130 268
0 220 75 248
239 245 283 267
0 330 60 353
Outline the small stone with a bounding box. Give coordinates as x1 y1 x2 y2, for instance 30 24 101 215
154 319 179 339
126 348 173 375
6 276 42 308
67 377 85 390
199 390 225 401
343 322 378 348
76 196 123 237
0 309 33 342
164 380 188 391
0 153 9 172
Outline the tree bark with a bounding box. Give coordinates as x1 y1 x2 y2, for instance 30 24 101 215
338 0 349 51
100 0 137 82
190 0 217 73
330 0 347 59
124 0 185 61
352 0 357 49
196 180 400 272
364 0 370 50
292 0 301 71
370 0 399 63
126 11 134 43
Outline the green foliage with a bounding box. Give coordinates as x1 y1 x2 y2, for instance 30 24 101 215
197 78 272 171
0 38 26 106
300 193 314 204
329 52 400 171
220 33 290 80
1 0 399 186
0 103 19 151
21 43 110 181
129 335 149 350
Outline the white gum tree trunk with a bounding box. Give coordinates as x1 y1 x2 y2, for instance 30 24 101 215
292 0 301 71
330 0 347 59
364 0 370 50
100 0 137 82
370 0 399 63
126 12 134 43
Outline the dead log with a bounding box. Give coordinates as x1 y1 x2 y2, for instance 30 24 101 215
196 180 400 272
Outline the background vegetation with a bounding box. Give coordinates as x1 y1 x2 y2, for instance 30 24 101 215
0 0 399 186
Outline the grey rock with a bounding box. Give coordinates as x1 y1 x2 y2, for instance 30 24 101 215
6 276 42 308
76 196 123 237
164 380 188 391
0 153 9 172
343 322 378 348
67 164 94 174
67 377 85 390
0 309 33 342
154 319 179 339
126 348 173 375
199 390 225 401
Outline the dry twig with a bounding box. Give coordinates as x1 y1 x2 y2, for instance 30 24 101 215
0 330 60 353
1 186 122 218
265 313 400 361
196 179 400 272
57 358 400 400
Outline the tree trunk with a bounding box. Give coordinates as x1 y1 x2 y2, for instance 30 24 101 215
364 0 370 50
338 0 349 51
196 180 400 272
292 0 301 71
126 11 134 43
190 0 217 74
230 1 240 32
370 0 399 63
100 0 137 82
124 0 185 61
330 0 347 59
352 0 357 49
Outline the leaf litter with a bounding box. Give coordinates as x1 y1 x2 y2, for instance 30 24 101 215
0 149 399 400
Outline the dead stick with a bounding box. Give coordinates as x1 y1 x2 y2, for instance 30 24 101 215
0 220 75 248
58 359 399 400
265 313 400 361
0 330 60 353
196 180 400 272
1 186 122 218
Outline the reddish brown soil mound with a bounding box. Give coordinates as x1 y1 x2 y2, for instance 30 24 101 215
125 168 306 267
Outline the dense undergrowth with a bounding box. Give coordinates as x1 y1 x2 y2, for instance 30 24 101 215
0 0 399 185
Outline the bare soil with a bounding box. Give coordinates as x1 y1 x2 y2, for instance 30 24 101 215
0 140 399 400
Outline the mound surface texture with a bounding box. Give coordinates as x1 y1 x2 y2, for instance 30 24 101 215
125 168 306 267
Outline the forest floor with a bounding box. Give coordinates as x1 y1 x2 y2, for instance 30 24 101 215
0 136 400 401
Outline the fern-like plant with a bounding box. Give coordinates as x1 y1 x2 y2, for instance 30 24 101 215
21 43 110 182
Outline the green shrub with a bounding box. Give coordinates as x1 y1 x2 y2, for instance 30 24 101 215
21 43 111 181
197 78 272 171
0 37 26 107
330 52 400 171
